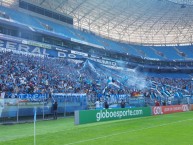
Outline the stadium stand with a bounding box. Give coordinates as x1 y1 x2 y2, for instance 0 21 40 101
177 46 193 59
153 46 184 60
0 2 193 123
1 5 193 60
0 50 191 103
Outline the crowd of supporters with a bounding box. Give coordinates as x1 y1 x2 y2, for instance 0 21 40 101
0 50 192 106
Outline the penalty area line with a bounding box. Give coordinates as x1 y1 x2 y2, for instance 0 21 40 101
64 118 193 145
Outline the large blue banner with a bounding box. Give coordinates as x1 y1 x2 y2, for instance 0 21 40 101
0 35 118 66
0 38 74 58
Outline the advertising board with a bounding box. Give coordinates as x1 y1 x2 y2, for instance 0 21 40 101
152 105 189 115
75 107 152 125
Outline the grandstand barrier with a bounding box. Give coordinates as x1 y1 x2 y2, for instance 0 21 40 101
0 93 87 124
152 104 189 115
74 107 152 125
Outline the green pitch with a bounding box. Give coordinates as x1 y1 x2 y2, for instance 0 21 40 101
0 111 193 145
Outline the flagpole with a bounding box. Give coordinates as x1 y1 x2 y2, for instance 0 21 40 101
34 107 37 145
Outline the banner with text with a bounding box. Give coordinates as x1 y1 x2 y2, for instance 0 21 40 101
75 107 151 125
152 105 189 115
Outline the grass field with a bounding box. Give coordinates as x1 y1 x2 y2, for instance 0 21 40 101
0 111 193 145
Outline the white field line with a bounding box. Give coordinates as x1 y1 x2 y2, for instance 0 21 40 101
64 118 193 145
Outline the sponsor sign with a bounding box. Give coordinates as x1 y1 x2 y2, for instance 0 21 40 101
75 107 151 125
152 106 163 115
152 105 189 115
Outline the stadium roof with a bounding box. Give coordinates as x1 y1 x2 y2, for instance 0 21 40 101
2 0 193 45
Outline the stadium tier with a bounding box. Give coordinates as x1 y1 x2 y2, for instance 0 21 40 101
1 5 193 60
